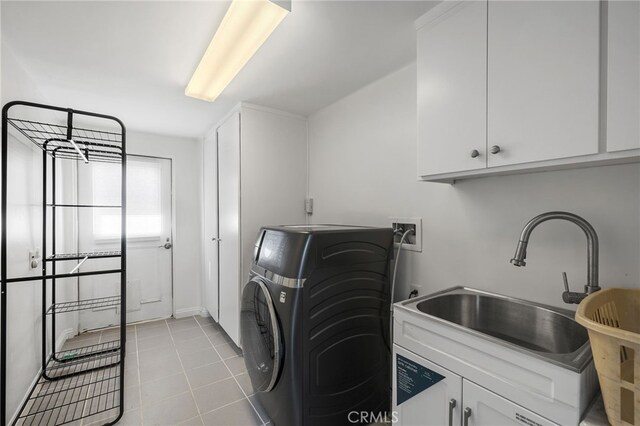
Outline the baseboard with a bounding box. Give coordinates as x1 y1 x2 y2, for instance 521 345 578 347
9 366 41 425
55 328 76 352
174 307 203 319
10 327 76 424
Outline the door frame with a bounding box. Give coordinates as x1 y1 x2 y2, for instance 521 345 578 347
126 153 175 319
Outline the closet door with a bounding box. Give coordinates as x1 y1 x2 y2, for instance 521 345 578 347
217 112 242 347
487 0 600 167
202 131 219 321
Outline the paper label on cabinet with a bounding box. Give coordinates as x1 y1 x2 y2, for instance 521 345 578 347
396 354 445 405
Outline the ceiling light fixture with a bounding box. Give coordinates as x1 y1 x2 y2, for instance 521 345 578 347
185 0 291 102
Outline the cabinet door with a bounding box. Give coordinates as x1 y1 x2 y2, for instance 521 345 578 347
607 0 640 152
417 1 487 176
217 112 242 347
462 380 558 426
393 345 462 426
202 131 219 321
487 1 600 167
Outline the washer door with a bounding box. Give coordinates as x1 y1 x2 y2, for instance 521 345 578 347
240 278 283 392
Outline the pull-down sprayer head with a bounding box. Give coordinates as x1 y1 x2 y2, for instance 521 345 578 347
510 211 601 304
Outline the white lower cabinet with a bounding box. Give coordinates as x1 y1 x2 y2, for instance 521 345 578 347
394 346 462 426
394 345 559 426
463 380 557 426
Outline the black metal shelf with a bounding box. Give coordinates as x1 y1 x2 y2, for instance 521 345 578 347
46 296 121 315
51 341 120 367
45 342 121 380
15 364 122 425
6 269 123 284
6 117 123 164
46 251 121 262
2 101 127 425
47 204 122 208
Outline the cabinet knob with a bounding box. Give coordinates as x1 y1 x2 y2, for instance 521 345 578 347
490 145 501 154
470 149 480 158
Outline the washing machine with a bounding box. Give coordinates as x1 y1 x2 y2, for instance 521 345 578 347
240 225 394 426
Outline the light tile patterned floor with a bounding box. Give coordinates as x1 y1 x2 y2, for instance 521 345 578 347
64 315 270 426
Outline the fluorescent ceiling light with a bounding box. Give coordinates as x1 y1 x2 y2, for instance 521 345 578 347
185 0 290 102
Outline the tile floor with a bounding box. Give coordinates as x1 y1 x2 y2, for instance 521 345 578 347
63 315 270 426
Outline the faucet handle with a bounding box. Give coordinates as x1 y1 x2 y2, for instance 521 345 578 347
561 272 587 304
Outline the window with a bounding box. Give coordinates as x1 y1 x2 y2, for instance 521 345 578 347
92 159 163 239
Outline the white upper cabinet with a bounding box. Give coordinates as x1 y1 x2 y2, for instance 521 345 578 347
607 0 640 152
417 1 487 176
417 1 640 182
487 0 600 167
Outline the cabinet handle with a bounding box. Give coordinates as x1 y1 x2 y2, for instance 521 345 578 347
463 407 472 426
470 149 480 158
448 398 457 426
490 145 501 154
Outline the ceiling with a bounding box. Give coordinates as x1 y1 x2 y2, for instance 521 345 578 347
2 0 436 138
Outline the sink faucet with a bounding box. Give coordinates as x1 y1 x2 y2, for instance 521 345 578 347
510 211 601 304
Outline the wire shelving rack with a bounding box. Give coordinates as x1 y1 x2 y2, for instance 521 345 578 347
1 101 127 426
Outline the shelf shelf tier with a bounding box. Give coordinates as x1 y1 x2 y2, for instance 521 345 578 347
15 363 122 426
46 251 121 262
45 341 121 380
6 117 123 164
46 204 122 208
47 296 121 315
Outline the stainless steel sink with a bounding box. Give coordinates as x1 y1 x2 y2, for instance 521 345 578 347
399 287 593 371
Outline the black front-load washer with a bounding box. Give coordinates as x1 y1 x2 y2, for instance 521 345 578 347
240 225 393 426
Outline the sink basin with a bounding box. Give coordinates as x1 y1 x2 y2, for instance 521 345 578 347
398 287 593 372
416 293 588 354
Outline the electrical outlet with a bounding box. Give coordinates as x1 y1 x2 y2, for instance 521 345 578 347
305 198 314 215
410 283 421 297
389 217 422 252
28 248 40 270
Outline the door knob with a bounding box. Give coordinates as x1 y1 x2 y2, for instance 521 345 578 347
470 149 480 158
490 145 501 154
158 242 172 249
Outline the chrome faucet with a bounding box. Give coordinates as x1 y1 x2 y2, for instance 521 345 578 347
510 211 601 304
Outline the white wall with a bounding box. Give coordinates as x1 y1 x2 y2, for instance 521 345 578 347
308 63 640 310
1 42 78 422
126 131 203 317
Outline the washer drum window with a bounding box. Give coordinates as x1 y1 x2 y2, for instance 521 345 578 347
240 278 283 392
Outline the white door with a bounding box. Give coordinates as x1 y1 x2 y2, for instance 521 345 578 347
462 380 558 426
77 155 173 330
416 0 487 177
393 345 463 426
202 131 219 321
487 0 600 167
217 112 241 346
